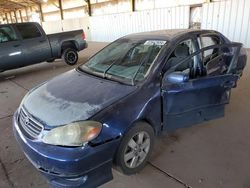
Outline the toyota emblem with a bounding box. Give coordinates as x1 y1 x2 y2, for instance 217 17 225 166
24 117 30 125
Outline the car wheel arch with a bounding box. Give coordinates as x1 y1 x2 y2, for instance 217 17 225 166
112 119 155 174
60 41 79 55
129 119 157 135
113 119 156 150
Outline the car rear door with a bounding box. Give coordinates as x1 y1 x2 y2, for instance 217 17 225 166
161 36 241 132
0 25 24 71
15 23 51 66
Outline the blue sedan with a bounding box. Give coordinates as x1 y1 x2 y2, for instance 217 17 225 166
13 29 246 188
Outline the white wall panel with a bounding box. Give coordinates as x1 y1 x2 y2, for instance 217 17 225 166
202 0 250 48
42 17 91 40
89 6 190 42
42 20 63 34
62 17 91 40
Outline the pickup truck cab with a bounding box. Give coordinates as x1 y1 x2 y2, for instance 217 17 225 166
0 22 87 72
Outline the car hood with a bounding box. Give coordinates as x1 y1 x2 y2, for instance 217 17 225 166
23 69 136 126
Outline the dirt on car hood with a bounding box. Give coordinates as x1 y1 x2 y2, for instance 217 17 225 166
22 69 135 126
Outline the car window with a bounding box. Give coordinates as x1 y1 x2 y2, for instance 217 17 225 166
197 35 231 76
0 26 17 43
165 39 197 73
165 36 239 78
80 39 166 84
198 35 220 60
16 24 42 39
202 45 235 76
108 40 165 81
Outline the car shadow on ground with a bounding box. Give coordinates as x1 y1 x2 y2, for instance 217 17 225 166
0 57 89 83
151 132 180 159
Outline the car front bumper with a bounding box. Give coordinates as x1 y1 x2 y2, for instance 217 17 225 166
13 112 120 188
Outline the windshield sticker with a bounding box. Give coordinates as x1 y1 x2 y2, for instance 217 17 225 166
144 40 167 46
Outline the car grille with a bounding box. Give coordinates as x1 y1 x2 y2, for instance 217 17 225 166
18 107 44 139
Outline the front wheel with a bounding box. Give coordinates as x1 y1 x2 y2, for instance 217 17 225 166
62 48 78 66
114 122 154 175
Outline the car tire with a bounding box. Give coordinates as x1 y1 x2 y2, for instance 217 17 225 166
114 122 154 175
62 48 78 66
46 58 55 63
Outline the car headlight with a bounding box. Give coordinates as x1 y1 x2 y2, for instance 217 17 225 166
42 121 102 147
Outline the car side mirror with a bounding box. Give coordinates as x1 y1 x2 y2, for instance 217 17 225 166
164 71 189 84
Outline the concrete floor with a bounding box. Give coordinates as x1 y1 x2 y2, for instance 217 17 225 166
0 42 249 188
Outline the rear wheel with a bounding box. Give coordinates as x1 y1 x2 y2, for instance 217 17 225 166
62 48 78 66
114 122 154 175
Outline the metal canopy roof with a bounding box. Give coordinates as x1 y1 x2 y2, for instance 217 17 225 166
0 0 42 12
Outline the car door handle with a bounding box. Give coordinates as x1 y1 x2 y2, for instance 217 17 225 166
13 44 20 47
39 39 46 43
222 81 235 88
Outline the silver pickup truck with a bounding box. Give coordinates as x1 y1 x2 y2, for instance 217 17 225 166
0 22 87 72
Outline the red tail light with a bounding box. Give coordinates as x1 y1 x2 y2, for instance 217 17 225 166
82 32 86 40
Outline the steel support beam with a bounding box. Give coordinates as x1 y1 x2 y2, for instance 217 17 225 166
131 0 135 12
38 3 44 22
58 0 64 20
86 0 92 16
13 11 18 23
19 10 23 22
5 13 9 24
9 13 13 23
25 8 29 22
7 0 26 9
9 12 13 23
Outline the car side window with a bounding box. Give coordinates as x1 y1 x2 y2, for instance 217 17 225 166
198 35 231 76
16 24 42 39
0 26 17 43
164 39 198 76
198 35 220 63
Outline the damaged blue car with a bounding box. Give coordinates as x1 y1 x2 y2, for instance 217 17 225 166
13 29 246 188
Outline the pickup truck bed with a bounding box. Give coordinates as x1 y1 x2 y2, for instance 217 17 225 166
48 30 87 59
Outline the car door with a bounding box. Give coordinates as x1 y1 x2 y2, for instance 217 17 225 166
15 23 51 66
161 36 241 132
0 25 25 71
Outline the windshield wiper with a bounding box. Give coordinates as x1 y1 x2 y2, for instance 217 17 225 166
103 43 139 79
77 66 104 79
103 59 119 78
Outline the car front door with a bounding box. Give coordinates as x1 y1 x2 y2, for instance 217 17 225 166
0 25 24 71
161 37 241 132
15 23 51 66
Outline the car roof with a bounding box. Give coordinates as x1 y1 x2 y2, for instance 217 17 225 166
0 22 38 27
123 29 220 41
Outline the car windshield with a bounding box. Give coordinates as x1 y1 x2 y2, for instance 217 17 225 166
79 38 167 85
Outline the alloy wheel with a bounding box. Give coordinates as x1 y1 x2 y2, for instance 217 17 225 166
123 131 150 168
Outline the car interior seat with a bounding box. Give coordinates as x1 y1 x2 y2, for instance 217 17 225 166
167 44 193 72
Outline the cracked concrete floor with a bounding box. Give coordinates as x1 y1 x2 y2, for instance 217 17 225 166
0 42 249 188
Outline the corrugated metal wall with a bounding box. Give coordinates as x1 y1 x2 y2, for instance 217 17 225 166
201 0 250 48
42 20 63 34
42 17 92 40
89 6 190 42
41 0 250 48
